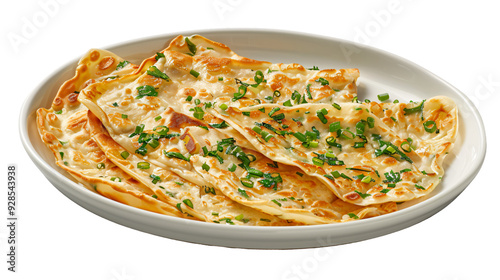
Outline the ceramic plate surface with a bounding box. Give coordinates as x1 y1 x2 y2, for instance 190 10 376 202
20 29 486 249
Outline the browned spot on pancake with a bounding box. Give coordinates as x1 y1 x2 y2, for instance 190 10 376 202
238 57 265 65
99 56 115 70
108 113 132 128
279 63 306 72
47 112 58 123
68 92 79 104
138 75 163 88
311 208 337 219
83 139 99 149
182 87 196 97
373 193 387 198
223 85 236 94
345 192 360 201
381 157 398 166
268 73 300 92
137 102 160 112
53 97 63 107
88 150 107 163
66 111 87 131
81 79 95 90
237 99 254 108
42 132 58 144
196 56 231 73
90 50 100 62
311 200 330 208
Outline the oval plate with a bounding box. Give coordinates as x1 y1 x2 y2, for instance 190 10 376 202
20 29 486 249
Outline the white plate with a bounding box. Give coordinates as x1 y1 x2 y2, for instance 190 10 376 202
20 29 486 249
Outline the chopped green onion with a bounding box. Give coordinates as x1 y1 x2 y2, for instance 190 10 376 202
202 163 210 171
136 85 158 99
361 175 372 183
120 151 130 159
190 69 200 78
176 203 183 213
303 141 319 148
367 117 375 128
163 151 190 161
355 190 371 199
121 114 128 119
228 163 237 172
268 107 281 117
306 84 312 99
315 77 329 85
184 37 197 55
377 93 390 102
210 121 229 129
339 128 355 139
325 136 339 148
270 113 285 122
332 103 341 110
110 177 121 182
147 66 170 81
112 102 119 107
183 199 194 208
293 132 307 142
403 100 425 115
423 120 437 133
329 121 341 132
155 52 165 60
193 107 204 120
232 85 247 101
316 108 328 124
137 162 150 169
260 131 274 142
248 168 264 177
283 100 292 107
415 184 425 190
240 178 254 188
186 96 193 102
219 103 228 110
353 142 366 148
348 213 359 219
355 121 366 134
312 157 324 166
154 116 162 121
331 171 341 178
271 199 282 207
148 139 160 149
238 188 249 198
400 141 412 152
254 70 264 85
150 174 161 184
386 146 396 154
116 60 130 70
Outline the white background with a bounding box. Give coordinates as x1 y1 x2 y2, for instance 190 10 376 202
1 0 499 279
